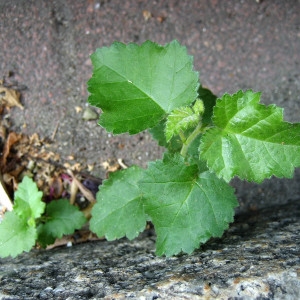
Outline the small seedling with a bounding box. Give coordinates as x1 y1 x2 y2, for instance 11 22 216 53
1 40 299 258
0 176 86 257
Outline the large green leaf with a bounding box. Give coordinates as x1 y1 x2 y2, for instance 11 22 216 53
0 211 37 258
200 90 300 182
90 166 148 240
87 40 199 134
139 154 237 256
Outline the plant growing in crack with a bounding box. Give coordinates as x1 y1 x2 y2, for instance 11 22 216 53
86 40 300 256
1 40 299 257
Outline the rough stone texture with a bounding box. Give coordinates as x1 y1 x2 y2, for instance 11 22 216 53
0 200 300 299
0 0 300 299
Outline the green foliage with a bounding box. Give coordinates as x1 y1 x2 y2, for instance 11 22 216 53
87 40 199 134
165 99 204 142
13 176 45 224
90 166 148 240
37 199 87 248
0 211 37 258
0 177 87 258
2 40 299 258
140 154 237 256
87 40 300 256
200 90 300 182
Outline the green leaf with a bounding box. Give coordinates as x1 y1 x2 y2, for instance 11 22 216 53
139 154 238 256
36 224 56 248
87 40 199 134
37 199 87 246
165 106 199 142
200 90 300 182
192 99 204 115
14 176 45 221
0 211 37 258
90 166 148 240
149 119 183 153
149 85 216 152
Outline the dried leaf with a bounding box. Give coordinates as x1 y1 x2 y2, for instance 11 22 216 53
0 124 6 143
45 229 102 250
0 132 21 168
69 179 79 205
0 86 23 109
67 170 96 203
102 159 121 173
49 177 63 199
2 173 18 190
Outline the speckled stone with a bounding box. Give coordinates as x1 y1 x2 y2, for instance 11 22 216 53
0 200 299 299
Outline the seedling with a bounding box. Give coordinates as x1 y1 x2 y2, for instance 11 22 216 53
1 40 299 257
0 176 86 257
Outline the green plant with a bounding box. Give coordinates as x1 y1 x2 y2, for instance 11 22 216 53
0 176 86 257
1 40 299 258
87 40 300 256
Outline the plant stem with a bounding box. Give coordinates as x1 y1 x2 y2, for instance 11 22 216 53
178 130 186 143
180 123 202 157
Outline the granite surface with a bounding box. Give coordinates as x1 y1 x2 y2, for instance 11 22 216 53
0 200 299 299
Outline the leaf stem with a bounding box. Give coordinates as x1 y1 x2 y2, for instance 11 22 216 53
180 123 202 157
178 130 186 143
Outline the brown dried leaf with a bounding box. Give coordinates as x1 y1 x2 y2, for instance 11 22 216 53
2 173 19 190
8 165 25 178
49 176 63 199
0 132 22 169
45 229 103 250
67 170 96 203
69 179 79 205
0 86 23 109
0 124 6 143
